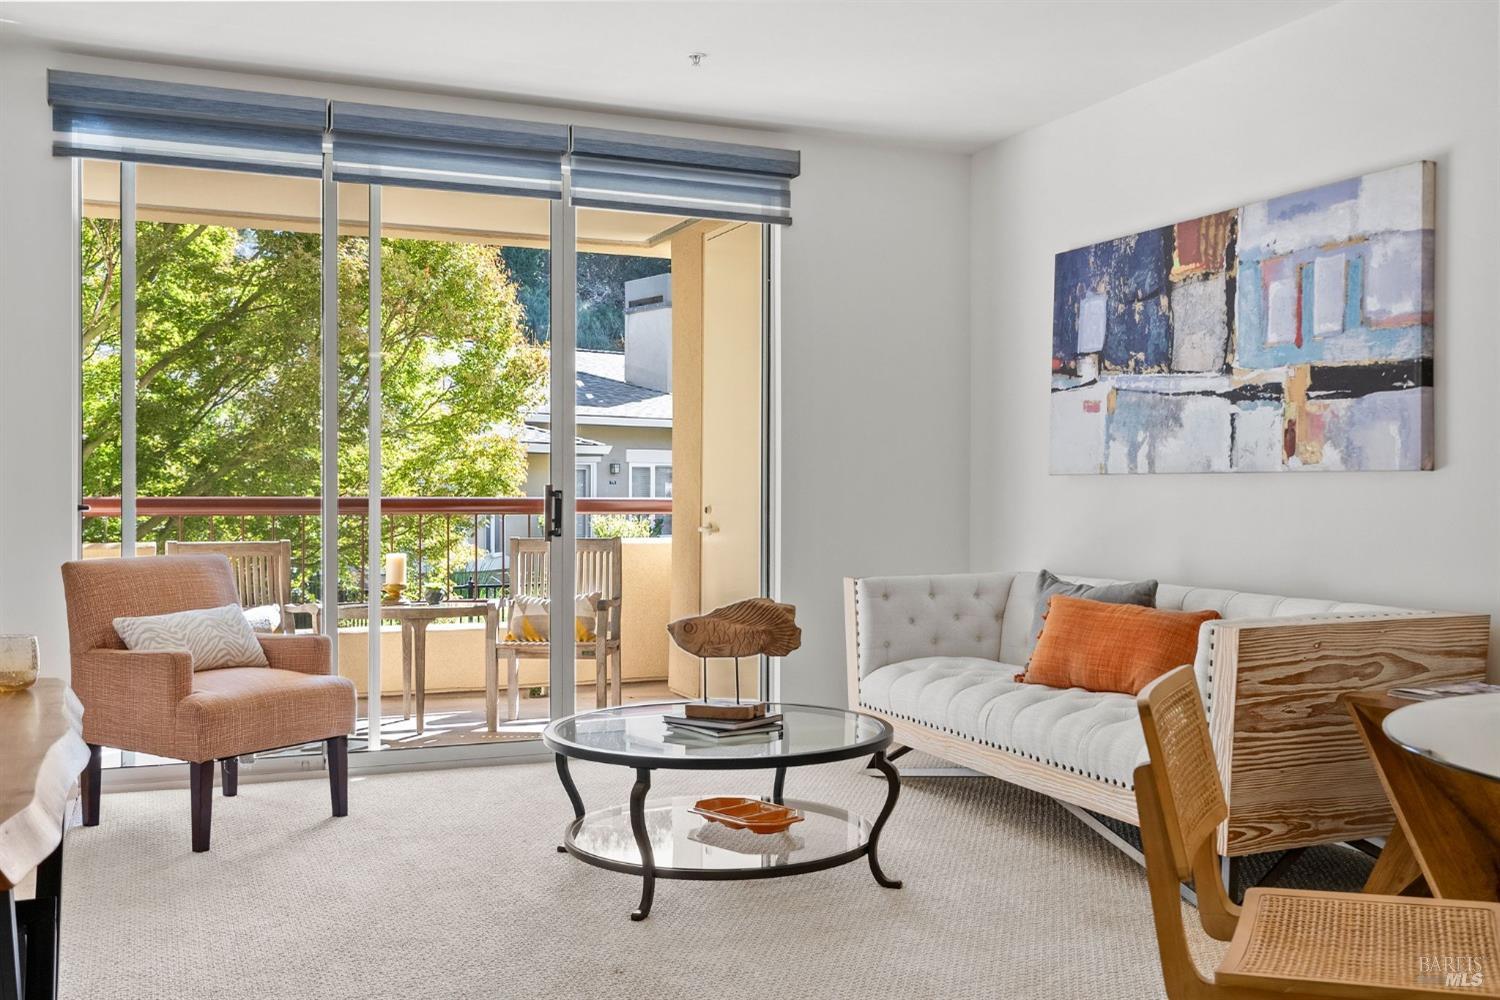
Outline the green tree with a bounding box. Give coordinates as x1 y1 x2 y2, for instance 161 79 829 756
81 219 547 599
499 246 670 350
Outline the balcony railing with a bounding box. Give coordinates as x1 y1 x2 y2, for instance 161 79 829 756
80 495 672 604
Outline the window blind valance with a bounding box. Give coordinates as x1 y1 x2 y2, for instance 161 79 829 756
47 71 801 220
48 70 327 176
329 101 569 198
569 126 800 225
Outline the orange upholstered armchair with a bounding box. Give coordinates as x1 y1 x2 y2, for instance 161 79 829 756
61 554 355 852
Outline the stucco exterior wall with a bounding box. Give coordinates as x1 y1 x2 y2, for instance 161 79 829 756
336 535 670 694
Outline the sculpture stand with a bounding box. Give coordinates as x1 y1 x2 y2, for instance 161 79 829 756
699 655 744 703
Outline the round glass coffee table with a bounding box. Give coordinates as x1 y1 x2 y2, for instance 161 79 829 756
543 702 901 920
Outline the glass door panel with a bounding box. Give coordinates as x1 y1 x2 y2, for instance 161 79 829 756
362 184 554 747
78 160 326 768
573 208 678 708
571 210 768 706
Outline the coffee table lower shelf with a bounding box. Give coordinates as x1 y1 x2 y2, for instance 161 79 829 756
559 794 901 919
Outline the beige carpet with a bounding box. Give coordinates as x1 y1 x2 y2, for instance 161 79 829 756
58 754 1368 1000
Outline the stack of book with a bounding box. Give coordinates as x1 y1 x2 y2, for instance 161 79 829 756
664 701 782 743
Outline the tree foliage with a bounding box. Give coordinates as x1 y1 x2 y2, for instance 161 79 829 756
81 218 547 598
499 246 670 350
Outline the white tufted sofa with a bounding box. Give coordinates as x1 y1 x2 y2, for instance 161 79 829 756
844 570 1490 857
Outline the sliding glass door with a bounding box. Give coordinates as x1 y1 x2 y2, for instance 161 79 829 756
63 70 794 778
343 182 565 750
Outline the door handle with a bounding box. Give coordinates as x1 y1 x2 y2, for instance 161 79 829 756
545 484 563 539
698 523 719 535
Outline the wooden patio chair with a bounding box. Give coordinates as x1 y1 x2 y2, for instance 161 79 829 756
164 540 304 633
1133 664 1500 999
492 537 622 721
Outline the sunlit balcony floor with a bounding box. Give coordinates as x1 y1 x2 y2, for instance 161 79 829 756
100 680 681 769
353 680 679 749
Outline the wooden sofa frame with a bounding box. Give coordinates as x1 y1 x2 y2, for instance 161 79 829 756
844 577 1491 858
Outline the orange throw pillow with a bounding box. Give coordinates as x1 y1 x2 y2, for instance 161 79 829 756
1022 594 1219 695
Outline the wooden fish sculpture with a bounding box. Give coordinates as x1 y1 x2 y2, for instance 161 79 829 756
667 598 801 658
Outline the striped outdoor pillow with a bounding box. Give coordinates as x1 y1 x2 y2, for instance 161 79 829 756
113 603 269 671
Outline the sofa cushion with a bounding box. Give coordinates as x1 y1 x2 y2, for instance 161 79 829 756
996 569 1411 682
1024 569 1158 662
853 573 1015 677
859 656 1148 788
1025 596 1220 694
177 667 355 761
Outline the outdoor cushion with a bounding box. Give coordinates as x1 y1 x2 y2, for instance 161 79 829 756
505 592 603 642
241 603 283 633
177 667 356 761
113 603 269 671
859 656 1148 788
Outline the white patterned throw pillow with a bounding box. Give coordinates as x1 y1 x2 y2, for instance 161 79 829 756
113 603 270 671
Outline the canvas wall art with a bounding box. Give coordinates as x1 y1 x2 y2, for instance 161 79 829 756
1050 161 1434 474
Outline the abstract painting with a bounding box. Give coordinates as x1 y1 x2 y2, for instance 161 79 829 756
1050 161 1434 474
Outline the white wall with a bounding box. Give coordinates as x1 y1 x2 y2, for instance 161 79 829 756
969 0 1500 671
778 138 971 704
0 41 973 699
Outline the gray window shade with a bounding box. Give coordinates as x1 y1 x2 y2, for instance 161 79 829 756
570 126 799 225
48 70 327 176
329 101 569 198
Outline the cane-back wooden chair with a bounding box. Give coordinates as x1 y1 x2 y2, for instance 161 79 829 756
164 540 305 633
1134 665 1500 999
492 537 622 722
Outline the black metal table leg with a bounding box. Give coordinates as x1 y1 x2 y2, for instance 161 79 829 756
555 754 585 853
867 750 903 889
1 889 19 1000
22 838 63 1000
628 767 655 921
771 766 786 805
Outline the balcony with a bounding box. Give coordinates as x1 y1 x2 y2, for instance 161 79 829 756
81 494 680 751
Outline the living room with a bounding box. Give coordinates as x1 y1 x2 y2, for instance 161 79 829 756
1 2 1497 999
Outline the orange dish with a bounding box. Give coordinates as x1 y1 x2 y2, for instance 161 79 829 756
691 796 804 834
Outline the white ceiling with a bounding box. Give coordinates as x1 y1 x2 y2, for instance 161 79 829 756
0 0 1334 151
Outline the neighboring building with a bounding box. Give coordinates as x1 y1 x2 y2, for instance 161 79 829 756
481 274 673 556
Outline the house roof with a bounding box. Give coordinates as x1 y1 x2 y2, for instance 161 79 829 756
514 424 611 456
529 350 672 428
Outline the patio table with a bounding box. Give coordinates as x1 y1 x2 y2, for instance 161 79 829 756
337 600 498 735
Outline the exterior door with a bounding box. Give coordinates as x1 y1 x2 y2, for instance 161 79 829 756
698 222 766 700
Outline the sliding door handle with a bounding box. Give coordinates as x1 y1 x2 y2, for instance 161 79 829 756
545 484 563 539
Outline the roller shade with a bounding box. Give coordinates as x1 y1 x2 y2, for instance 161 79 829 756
48 70 327 176
329 101 569 198
570 126 800 225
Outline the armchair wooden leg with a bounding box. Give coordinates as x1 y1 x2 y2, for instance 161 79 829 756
327 736 348 818
220 757 238 797
81 743 101 827
611 649 622 707
189 761 214 853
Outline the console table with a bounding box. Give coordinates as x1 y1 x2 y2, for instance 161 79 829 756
336 600 498 735
1 679 90 1000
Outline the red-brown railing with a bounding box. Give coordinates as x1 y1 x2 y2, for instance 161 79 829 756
80 496 671 517
79 496 672 604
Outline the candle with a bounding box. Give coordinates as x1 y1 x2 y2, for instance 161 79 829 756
383 552 407 585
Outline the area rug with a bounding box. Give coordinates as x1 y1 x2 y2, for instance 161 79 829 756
57 753 1370 1000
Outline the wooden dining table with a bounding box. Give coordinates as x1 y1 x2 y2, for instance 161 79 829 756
1 679 91 1000
1345 691 1500 901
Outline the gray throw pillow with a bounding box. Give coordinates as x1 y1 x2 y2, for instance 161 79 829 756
1025 569 1158 663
